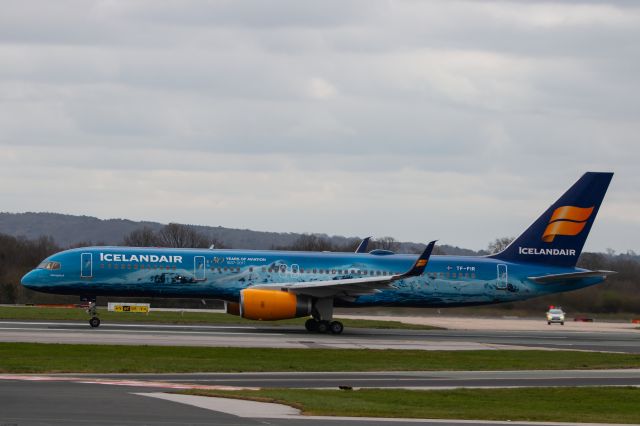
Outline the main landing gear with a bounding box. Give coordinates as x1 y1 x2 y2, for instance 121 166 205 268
305 297 343 334
305 318 344 334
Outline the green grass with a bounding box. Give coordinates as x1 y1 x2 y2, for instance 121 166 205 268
0 306 438 330
179 387 640 423
1 343 640 373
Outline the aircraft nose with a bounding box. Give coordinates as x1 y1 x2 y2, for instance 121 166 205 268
21 269 40 289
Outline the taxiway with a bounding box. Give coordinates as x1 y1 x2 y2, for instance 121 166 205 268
0 319 638 353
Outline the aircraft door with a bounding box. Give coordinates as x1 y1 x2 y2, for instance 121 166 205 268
194 256 206 281
81 253 92 278
497 264 508 289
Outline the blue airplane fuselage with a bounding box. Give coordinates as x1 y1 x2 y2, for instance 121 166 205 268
21 246 601 307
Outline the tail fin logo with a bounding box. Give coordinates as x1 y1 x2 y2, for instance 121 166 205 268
542 206 594 243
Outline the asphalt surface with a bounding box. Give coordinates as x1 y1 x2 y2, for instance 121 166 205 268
0 320 638 353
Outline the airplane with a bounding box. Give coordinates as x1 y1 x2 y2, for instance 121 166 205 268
21 172 615 334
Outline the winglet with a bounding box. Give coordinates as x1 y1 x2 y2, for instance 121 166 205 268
355 237 372 253
401 240 437 278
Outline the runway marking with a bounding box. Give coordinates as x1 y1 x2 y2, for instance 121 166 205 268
0 375 258 391
0 321 260 330
442 334 569 340
0 327 285 336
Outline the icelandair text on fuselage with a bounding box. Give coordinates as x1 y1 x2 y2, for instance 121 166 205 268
518 247 576 256
100 253 183 263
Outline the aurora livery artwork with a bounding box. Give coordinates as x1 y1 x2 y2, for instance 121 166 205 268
21 172 615 334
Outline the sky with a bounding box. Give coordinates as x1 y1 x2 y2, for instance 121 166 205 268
1 0 639 253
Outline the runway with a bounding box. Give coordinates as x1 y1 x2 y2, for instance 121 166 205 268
0 319 638 353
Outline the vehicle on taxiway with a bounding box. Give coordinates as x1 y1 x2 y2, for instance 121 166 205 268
547 308 566 325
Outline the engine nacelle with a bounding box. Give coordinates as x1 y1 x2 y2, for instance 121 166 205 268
238 288 312 321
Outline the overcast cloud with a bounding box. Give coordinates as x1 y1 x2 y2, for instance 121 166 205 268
1 0 638 252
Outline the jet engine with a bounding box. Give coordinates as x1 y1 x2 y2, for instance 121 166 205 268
229 288 312 321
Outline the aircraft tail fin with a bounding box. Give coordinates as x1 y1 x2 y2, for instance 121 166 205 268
489 172 613 268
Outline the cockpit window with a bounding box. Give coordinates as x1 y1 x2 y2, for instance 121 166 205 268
38 261 61 270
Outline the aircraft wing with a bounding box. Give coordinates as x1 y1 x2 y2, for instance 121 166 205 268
253 241 436 299
528 270 616 284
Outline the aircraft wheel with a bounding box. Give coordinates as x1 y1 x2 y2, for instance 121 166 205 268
305 318 318 332
89 317 101 328
329 321 344 335
316 320 329 333
547 321 551 325
561 322 564 326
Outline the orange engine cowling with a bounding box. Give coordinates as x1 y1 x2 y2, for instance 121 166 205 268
239 288 312 321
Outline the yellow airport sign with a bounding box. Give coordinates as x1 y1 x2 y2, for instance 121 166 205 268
107 302 149 313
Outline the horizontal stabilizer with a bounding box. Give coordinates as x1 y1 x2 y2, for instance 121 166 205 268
528 270 617 284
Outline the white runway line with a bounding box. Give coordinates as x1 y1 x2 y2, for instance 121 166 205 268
0 327 285 336
0 321 260 329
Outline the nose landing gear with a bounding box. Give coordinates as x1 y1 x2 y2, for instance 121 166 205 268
89 316 101 328
83 297 100 328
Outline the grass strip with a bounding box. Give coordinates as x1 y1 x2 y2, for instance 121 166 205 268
1 343 640 373
178 387 640 424
0 306 438 330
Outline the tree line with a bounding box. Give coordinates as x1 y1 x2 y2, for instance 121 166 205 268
1 229 638 314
